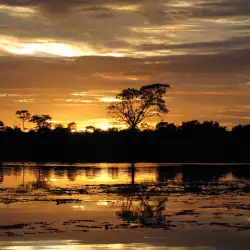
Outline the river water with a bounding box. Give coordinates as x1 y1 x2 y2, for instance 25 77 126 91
0 163 249 250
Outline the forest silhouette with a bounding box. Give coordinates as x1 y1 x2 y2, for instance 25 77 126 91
0 83 250 162
0 119 250 162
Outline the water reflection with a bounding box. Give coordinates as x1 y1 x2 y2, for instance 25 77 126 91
0 167 3 184
0 164 249 250
108 167 119 179
0 241 213 250
117 193 168 228
0 163 249 189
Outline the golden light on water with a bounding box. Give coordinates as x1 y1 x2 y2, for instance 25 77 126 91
0 241 211 250
0 165 158 188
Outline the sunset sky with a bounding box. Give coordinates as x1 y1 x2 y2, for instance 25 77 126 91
1 0 250 130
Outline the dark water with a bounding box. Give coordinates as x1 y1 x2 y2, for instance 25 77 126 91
0 163 250 250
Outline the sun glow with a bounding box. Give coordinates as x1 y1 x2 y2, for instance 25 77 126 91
0 36 125 58
98 122 111 131
98 97 121 103
0 5 36 18
4 42 81 57
78 122 111 132
0 36 96 57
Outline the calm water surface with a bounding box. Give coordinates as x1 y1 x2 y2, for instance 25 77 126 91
1 162 250 187
0 163 249 250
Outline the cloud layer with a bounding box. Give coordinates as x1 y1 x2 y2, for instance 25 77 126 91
0 0 250 128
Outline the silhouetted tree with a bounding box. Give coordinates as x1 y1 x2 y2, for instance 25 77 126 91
156 122 177 132
139 122 153 131
29 114 52 130
108 127 119 132
55 124 63 129
13 126 22 133
107 83 170 130
86 125 96 133
53 123 69 135
67 122 77 132
232 124 250 137
202 120 220 128
0 121 5 132
156 121 168 130
180 120 226 138
16 110 31 131
3 126 13 133
181 120 200 130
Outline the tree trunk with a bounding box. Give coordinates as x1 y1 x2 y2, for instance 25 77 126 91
131 162 135 185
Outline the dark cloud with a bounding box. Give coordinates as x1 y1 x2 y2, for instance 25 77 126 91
1 0 250 20
0 0 190 24
1 47 250 90
0 0 140 14
1 0 250 127
139 0 168 25
195 0 250 18
138 36 250 52
154 48 250 73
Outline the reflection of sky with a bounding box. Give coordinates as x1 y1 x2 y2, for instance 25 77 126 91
0 163 249 188
0 166 157 188
219 172 238 182
0 241 213 250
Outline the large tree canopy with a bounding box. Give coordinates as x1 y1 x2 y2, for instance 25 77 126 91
107 83 170 130
29 114 52 130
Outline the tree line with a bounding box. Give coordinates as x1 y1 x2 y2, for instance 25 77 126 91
1 83 249 133
0 110 77 133
0 83 249 162
0 118 249 162
1 111 250 134
1 83 171 132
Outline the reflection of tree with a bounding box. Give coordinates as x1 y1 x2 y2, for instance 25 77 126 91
108 167 119 179
16 166 51 190
13 167 22 177
0 166 3 184
85 167 101 179
182 166 226 183
116 191 168 228
231 167 250 180
157 166 181 183
128 163 136 185
41 168 52 180
117 164 168 228
67 167 77 181
54 169 66 178
30 167 50 190
19 164 25 187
